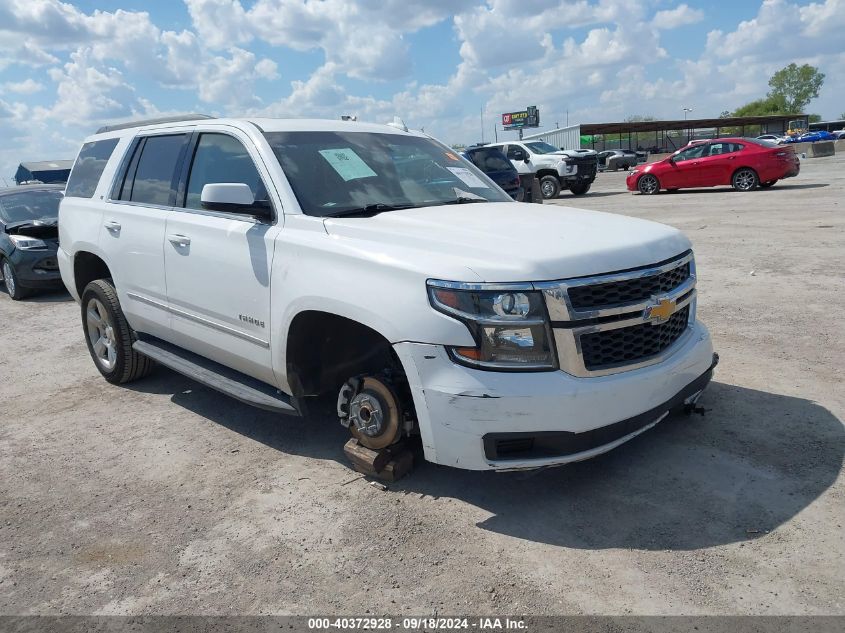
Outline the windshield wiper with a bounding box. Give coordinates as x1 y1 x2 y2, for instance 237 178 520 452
323 203 416 218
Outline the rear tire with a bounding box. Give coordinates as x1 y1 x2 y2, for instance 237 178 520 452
539 175 561 199
732 168 759 191
1 258 30 301
568 182 591 195
760 180 777 188
637 174 660 195
81 279 154 384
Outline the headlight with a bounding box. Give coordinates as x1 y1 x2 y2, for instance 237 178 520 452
427 281 557 371
9 235 48 250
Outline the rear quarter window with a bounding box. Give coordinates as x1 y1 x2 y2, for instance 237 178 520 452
65 138 120 198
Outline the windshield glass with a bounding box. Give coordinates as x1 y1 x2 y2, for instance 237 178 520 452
263 131 511 217
524 141 559 154
0 190 62 224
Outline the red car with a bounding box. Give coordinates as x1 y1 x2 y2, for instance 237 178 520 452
626 138 800 194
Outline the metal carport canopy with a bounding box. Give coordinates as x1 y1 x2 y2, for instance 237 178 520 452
580 114 805 135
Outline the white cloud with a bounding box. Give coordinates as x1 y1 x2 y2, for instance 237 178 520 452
653 4 705 29
2 79 45 94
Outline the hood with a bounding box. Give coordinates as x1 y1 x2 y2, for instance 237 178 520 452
5 218 58 238
323 202 690 283
552 149 597 158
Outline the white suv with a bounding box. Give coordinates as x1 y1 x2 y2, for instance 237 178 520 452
59 115 716 471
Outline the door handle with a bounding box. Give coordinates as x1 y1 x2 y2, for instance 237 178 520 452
104 220 121 232
167 234 191 247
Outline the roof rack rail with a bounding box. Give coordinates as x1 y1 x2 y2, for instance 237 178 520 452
95 114 215 135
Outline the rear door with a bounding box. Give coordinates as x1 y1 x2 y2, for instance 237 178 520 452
100 132 190 338
163 129 282 383
704 142 744 184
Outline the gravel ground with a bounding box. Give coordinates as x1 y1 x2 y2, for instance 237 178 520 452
1 155 843 616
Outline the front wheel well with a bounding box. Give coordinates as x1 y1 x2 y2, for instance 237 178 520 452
535 168 560 180
73 252 112 297
285 311 400 399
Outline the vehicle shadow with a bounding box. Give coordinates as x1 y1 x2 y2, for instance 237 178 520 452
0 285 72 303
127 375 843 552
652 183 829 195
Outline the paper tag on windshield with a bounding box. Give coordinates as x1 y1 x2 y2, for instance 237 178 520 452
447 167 486 189
318 148 377 181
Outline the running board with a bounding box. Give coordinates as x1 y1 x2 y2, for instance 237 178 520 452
133 338 299 416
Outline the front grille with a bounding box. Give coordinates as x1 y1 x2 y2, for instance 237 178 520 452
569 262 690 310
580 306 690 370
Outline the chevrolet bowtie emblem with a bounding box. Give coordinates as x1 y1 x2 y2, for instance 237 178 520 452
644 297 676 323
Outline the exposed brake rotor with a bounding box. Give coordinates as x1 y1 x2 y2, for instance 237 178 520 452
337 376 401 450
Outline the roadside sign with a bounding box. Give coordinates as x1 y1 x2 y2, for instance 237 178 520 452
502 106 540 130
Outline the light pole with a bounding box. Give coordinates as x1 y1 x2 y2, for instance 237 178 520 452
682 107 693 143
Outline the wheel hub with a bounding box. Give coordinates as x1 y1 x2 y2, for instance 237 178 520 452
348 391 385 437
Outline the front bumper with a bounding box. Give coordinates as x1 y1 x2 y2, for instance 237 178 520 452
394 320 715 471
8 247 63 289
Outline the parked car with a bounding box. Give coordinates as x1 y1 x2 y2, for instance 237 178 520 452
784 131 835 143
0 185 65 299
59 115 716 472
461 145 526 201
597 150 638 171
627 138 799 194
756 134 788 144
485 140 598 199
831 130 845 139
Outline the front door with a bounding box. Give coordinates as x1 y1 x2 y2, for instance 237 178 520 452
163 131 282 384
661 143 709 189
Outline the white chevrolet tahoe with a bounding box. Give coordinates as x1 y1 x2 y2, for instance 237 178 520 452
486 140 598 199
58 115 717 471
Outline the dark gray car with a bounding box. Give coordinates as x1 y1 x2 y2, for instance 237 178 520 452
0 185 64 300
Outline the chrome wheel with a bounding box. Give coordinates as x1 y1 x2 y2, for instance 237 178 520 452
541 180 556 197
638 174 659 195
733 168 758 191
86 298 118 370
2 260 15 297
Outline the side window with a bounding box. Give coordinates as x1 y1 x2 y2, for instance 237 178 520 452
184 134 268 211
128 134 187 206
506 145 525 160
66 138 119 198
674 144 707 162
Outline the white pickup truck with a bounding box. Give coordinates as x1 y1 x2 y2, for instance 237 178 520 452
59 115 716 471
485 141 598 199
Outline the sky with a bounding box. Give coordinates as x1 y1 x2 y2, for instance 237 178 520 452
1 0 844 182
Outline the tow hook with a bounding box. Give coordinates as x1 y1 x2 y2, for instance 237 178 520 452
683 390 707 416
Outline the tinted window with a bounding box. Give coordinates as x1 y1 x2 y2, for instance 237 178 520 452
0 190 63 223
466 148 514 173
128 135 187 206
66 138 119 198
506 145 526 160
185 134 268 210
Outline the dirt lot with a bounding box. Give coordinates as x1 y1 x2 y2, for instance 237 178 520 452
1 156 843 617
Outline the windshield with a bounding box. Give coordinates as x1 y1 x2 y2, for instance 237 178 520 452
524 141 560 155
263 131 511 217
0 190 62 224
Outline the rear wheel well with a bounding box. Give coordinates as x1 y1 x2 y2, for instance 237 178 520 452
286 311 400 399
74 252 112 297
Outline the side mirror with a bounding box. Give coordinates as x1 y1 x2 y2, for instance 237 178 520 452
523 156 531 163
668 156 676 165
200 183 271 220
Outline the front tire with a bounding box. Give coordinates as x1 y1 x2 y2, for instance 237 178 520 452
539 175 561 199
568 182 591 195
81 279 153 384
637 174 660 195
732 168 759 191
1 258 29 300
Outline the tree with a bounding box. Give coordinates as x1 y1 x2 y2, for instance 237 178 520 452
808 114 822 123
767 63 825 113
732 94 789 117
